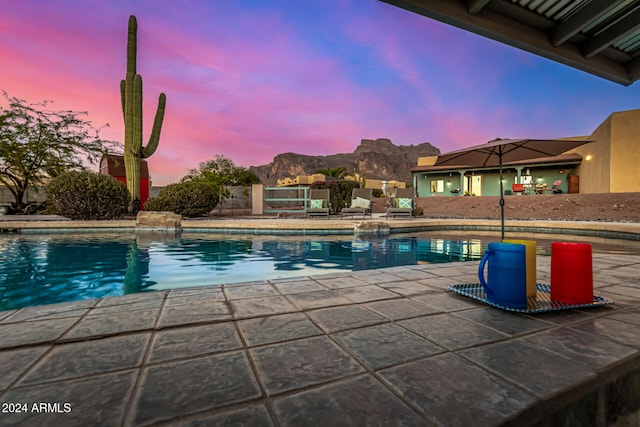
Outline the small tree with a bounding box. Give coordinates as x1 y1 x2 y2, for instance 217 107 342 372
316 167 346 178
182 155 261 203
0 92 115 211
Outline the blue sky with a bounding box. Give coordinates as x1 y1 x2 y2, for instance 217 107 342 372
2 0 638 184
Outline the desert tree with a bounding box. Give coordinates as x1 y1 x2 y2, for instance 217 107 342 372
181 155 261 203
0 92 116 211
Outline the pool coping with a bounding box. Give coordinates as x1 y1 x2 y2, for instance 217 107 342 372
2 216 640 240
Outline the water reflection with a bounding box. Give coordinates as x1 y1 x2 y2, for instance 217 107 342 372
1 231 638 311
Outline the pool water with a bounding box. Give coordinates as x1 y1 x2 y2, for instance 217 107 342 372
1 231 638 311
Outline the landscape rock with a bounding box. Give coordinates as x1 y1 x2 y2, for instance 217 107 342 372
136 211 182 232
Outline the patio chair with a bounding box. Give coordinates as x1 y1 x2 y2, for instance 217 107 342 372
386 187 414 219
551 180 563 194
341 188 373 219
512 183 525 195
307 188 330 218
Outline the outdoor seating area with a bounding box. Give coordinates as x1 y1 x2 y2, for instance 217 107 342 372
340 188 373 219
386 187 415 219
306 189 330 218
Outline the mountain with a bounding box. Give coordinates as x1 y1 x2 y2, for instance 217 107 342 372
250 138 440 185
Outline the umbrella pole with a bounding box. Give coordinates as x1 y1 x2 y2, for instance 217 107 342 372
499 149 505 240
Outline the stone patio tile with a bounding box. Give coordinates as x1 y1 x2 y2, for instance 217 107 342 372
149 322 242 363
1 370 137 427
223 283 278 300
338 285 400 303
173 405 274 427
307 305 387 333
167 286 225 298
609 308 640 326
286 290 352 310
453 307 552 336
92 292 165 314
271 279 326 294
0 309 16 322
520 308 595 325
238 313 322 347
377 280 436 296
0 317 77 349
250 336 364 395
0 346 48 391
164 291 225 307
158 301 231 328
379 353 535 426
608 265 640 279
333 323 444 370
364 299 441 320
385 269 440 281
410 292 483 312
308 272 349 280
272 375 426 427
230 295 297 318
314 276 370 289
20 333 150 386
417 276 465 290
400 313 506 351
348 271 402 285
427 265 477 278
460 340 596 398
97 291 165 307
62 308 159 340
5 299 95 322
602 285 640 299
571 317 640 349
522 327 638 370
131 351 261 425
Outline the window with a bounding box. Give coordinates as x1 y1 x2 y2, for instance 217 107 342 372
430 179 444 193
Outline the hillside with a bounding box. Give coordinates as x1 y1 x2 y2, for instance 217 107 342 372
250 138 440 185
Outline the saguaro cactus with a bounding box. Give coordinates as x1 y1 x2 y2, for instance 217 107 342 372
120 15 166 213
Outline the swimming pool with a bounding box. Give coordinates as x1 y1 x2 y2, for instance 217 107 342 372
2 231 639 311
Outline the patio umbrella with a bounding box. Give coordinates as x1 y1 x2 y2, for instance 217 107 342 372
434 138 592 240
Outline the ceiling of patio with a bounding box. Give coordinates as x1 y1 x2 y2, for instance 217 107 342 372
381 0 640 86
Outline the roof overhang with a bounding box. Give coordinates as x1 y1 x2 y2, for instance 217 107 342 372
411 153 582 173
381 0 640 86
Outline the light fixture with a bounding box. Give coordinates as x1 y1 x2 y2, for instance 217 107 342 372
525 168 530 176
585 154 593 161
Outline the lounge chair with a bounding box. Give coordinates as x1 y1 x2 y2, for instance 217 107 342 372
341 188 372 219
551 179 563 194
307 188 330 218
387 187 414 219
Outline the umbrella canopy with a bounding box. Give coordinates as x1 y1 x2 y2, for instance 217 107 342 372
434 138 593 239
434 138 592 167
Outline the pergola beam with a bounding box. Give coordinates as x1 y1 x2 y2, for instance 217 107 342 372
551 0 628 47
467 0 490 15
582 7 640 58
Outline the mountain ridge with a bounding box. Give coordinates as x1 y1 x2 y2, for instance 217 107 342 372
249 138 440 185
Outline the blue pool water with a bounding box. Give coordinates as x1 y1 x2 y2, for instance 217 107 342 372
1 231 638 311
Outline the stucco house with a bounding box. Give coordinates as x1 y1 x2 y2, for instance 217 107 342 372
412 108 640 197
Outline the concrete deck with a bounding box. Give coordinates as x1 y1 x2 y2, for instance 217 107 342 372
1 252 639 426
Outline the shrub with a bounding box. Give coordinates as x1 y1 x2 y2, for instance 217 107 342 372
46 171 130 220
311 180 361 214
144 181 219 217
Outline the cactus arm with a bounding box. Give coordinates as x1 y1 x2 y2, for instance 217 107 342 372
141 93 166 158
120 80 126 118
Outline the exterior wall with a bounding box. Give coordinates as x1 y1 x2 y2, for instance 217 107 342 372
572 116 612 193
610 110 640 193
0 186 47 205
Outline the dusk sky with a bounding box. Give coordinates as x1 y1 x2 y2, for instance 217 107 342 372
2 0 639 185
